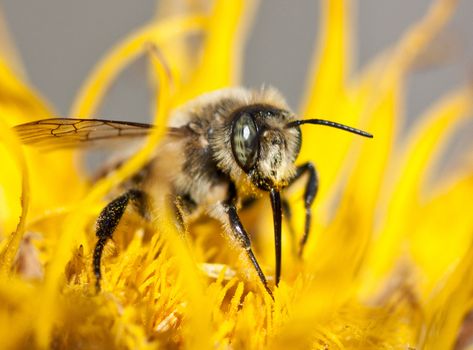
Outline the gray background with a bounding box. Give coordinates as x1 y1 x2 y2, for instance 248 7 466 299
2 1 473 153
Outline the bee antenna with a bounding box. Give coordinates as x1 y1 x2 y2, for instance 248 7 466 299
286 119 373 138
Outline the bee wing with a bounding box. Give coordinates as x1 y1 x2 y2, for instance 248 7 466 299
14 118 154 150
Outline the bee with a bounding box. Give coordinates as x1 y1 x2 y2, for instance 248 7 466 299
14 87 372 298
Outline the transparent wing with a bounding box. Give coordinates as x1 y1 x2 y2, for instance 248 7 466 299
14 118 154 150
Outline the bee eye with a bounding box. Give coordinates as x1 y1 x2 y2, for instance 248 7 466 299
231 113 259 172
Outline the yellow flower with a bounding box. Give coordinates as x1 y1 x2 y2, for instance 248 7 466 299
0 0 472 349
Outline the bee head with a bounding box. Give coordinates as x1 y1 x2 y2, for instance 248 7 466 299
203 87 372 193
230 105 301 191
228 103 373 192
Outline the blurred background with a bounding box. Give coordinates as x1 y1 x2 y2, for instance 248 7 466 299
1 1 472 133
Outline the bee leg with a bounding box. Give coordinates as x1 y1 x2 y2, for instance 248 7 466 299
93 189 149 291
172 196 186 232
173 194 196 233
288 162 319 257
269 190 282 286
281 198 298 257
224 202 274 299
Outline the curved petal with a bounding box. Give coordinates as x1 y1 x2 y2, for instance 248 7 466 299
173 0 256 105
363 87 472 293
70 15 206 118
33 48 172 348
296 0 352 211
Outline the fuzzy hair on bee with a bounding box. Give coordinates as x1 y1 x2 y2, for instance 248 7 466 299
162 87 300 204
14 86 373 299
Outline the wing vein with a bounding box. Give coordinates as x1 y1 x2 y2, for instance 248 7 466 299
13 118 154 150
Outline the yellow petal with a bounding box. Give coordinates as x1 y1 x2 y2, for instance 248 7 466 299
174 0 256 105
70 15 206 118
296 0 352 212
300 0 351 117
0 115 29 276
364 87 472 293
34 48 172 348
412 174 473 294
313 0 459 296
420 221 473 349
0 55 83 274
